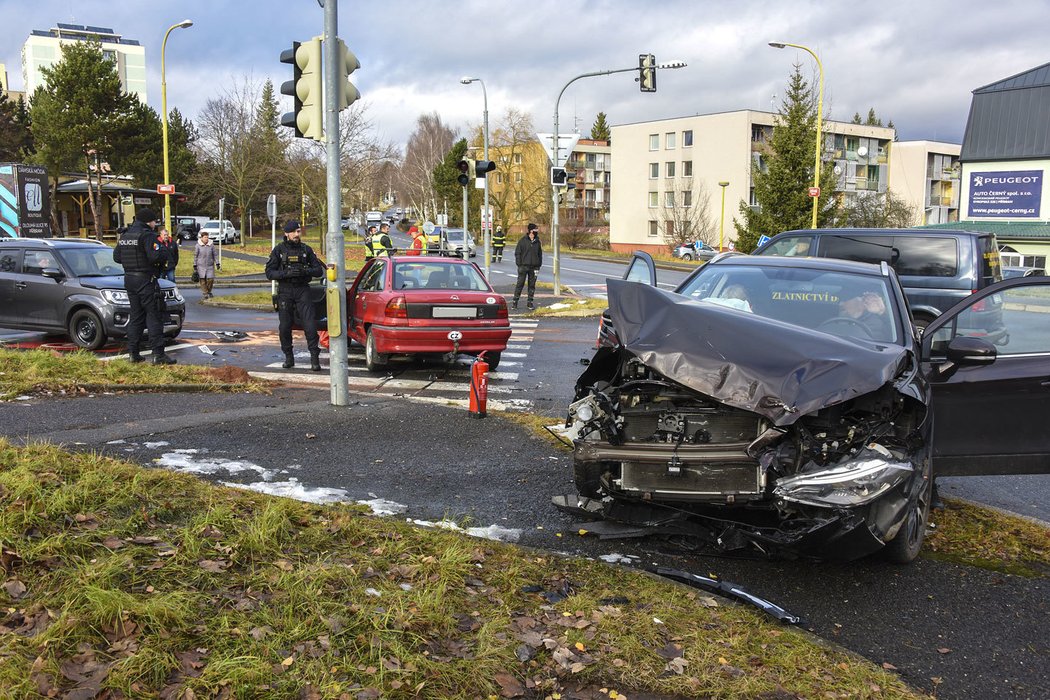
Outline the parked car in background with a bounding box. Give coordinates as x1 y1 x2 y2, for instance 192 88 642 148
441 229 477 258
199 220 240 244
1002 265 1044 278
345 255 511 372
673 240 717 261
563 251 1049 563
0 238 185 350
175 216 209 242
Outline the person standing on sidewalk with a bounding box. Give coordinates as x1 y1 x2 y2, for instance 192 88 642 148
364 225 378 260
492 225 506 262
265 220 325 371
157 227 179 283
193 231 220 299
113 208 176 365
512 223 543 310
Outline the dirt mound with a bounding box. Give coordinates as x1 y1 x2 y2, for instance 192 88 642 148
200 366 253 383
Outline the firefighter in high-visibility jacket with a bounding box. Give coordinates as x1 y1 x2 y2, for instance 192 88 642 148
492 225 506 262
371 222 394 257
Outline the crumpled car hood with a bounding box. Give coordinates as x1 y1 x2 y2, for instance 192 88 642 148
605 279 913 426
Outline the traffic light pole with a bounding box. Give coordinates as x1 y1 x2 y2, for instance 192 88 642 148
323 0 349 406
551 66 636 296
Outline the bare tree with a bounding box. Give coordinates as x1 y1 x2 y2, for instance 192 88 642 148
836 189 916 228
399 113 456 220
660 178 716 250
483 109 553 234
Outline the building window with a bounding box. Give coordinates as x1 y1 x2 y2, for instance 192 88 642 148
513 153 522 165
665 162 676 178
683 130 693 147
514 172 522 183
648 192 658 208
683 190 693 207
665 192 675 207
648 220 659 237
665 132 676 149
683 160 693 177
649 163 658 179
649 134 659 151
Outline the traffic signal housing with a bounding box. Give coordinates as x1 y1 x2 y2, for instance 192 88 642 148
639 53 656 93
474 160 496 180
336 38 361 110
456 159 475 186
551 167 567 186
280 38 324 140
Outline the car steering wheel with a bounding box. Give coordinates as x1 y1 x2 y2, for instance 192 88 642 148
817 316 873 337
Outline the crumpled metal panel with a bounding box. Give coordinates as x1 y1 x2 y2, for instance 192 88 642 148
605 279 911 426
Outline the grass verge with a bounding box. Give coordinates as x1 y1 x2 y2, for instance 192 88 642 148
530 298 609 318
203 290 276 308
925 498 1050 577
0 348 269 401
175 252 262 278
0 440 924 699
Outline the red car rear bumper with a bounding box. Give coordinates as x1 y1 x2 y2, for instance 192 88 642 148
369 324 512 354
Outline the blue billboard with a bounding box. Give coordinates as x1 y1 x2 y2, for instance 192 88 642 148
967 170 1042 218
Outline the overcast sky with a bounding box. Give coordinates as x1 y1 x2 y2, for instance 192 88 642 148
2 0 1048 153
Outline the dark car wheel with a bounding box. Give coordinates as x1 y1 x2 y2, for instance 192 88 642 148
483 351 501 370
364 329 387 372
573 459 607 498
883 462 932 564
68 308 107 351
912 315 933 337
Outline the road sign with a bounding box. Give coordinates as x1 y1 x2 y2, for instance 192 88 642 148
266 194 277 223
422 220 436 235
808 186 821 197
757 234 771 248
157 184 175 195
535 132 581 167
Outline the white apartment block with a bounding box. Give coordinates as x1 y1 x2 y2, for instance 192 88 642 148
21 23 146 102
609 110 896 254
888 141 961 226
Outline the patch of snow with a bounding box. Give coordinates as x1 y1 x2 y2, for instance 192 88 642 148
105 439 126 444
410 518 521 543
358 498 408 516
547 302 572 310
144 441 170 449
157 448 275 482
599 553 640 565
222 477 351 504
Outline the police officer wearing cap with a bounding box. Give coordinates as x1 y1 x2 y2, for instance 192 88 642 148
265 220 325 371
113 208 176 364
371 222 394 257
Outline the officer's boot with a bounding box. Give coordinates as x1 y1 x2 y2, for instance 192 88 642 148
282 352 295 369
310 352 322 372
153 354 176 365
128 350 145 363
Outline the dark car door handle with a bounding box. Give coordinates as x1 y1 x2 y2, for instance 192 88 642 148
14 282 27 289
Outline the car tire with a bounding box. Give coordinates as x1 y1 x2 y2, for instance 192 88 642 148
573 459 606 498
484 351 501 370
912 315 933 337
682 252 693 261
68 308 107 351
364 329 387 372
883 461 932 564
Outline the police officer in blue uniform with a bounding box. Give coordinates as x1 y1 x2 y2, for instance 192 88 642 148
265 220 325 371
113 208 176 364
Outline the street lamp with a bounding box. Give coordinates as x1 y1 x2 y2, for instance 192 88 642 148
551 59 686 294
768 41 823 229
718 181 729 252
460 76 491 278
161 18 193 234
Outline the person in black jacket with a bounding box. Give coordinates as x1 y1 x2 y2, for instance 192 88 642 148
265 220 325 371
512 223 543 310
157 226 179 282
113 208 176 364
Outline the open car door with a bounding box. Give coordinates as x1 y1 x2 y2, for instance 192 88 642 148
621 251 657 286
921 276 1050 476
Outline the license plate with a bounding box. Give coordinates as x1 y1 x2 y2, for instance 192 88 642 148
432 306 476 318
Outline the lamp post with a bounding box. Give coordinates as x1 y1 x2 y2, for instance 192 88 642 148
718 181 729 252
551 59 686 295
460 76 490 278
160 19 193 234
768 41 823 229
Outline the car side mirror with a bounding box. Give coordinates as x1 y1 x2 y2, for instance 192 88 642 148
934 336 996 378
42 267 64 280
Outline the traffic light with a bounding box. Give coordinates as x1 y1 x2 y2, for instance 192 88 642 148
474 160 496 180
280 38 324 140
336 38 361 110
551 167 567 186
456 159 474 186
639 53 656 93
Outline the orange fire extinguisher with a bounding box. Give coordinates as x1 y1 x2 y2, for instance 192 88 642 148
469 352 489 418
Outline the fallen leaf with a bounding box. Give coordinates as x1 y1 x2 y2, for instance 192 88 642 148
102 536 124 550
281 655 295 667
3 580 27 599
197 560 229 573
882 662 897 670
937 647 952 655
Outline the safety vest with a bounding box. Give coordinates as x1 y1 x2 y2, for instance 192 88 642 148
371 233 390 256
492 228 506 246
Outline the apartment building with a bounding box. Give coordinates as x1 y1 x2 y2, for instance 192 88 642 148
21 23 146 102
609 110 894 254
888 141 961 225
563 139 612 228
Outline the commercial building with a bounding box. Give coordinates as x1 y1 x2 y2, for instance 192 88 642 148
609 110 894 254
21 23 146 102
887 141 961 226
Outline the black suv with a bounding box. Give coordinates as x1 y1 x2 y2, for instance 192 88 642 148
0 238 185 350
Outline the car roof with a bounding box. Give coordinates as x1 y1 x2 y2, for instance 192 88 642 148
0 237 107 248
775 227 991 240
707 252 889 277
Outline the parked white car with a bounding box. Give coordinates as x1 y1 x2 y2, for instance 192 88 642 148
199 220 240 244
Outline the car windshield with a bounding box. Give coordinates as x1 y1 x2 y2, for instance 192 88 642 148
393 261 489 291
677 263 900 344
58 247 123 278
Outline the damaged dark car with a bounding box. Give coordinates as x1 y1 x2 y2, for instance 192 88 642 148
561 253 1050 563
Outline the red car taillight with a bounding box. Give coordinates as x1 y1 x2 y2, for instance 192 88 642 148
970 290 986 312
385 296 408 318
495 299 508 319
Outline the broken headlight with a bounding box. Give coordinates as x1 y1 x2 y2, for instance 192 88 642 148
772 445 913 508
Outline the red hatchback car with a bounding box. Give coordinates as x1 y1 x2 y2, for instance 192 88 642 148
346 256 512 371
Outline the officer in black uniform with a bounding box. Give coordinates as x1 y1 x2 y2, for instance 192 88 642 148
113 208 176 364
265 220 325 371
492 225 506 262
